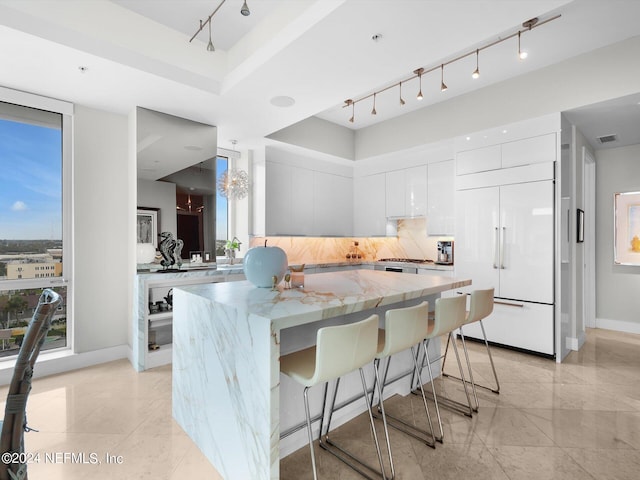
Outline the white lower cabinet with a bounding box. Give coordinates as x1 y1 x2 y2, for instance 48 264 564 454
461 299 554 356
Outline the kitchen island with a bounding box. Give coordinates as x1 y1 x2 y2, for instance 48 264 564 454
172 269 470 480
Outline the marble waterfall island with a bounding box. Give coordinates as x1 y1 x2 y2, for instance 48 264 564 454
172 269 471 480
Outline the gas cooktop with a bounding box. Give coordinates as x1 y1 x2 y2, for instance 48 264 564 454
378 258 434 264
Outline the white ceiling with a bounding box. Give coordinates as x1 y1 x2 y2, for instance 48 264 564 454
0 0 639 159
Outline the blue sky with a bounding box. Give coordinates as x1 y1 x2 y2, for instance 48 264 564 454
0 119 62 240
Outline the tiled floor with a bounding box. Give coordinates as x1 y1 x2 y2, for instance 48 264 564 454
2 328 640 479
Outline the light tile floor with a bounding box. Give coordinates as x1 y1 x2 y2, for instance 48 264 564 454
2 327 639 479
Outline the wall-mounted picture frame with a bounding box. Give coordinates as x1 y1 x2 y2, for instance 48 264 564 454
137 207 160 247
577 208 585 243
614 191 640 265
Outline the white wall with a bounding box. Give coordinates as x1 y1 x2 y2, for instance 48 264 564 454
73 105 131 353
595 144 640 333
137 179 177 237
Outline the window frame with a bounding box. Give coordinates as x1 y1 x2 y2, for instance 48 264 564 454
0 86 73 358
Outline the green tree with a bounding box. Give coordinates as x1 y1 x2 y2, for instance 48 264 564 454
0 261 6 277
0 294 9 329
6 296 27 329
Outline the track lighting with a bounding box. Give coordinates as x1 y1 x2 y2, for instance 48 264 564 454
472 49 480 79
189 0 250 52
341 14 559 123
415 68 424 100
241 1 250 16
440 65 448 92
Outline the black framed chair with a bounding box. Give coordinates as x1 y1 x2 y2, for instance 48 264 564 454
0 289 62 480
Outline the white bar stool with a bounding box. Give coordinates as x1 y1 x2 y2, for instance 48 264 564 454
442 288 499 411
280 314 392 480
416 295 474 441
373 301 438 454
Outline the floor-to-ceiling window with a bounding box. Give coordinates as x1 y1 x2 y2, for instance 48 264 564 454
0 96 71 359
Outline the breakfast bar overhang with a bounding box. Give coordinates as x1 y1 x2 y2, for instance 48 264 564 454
172 269 471 480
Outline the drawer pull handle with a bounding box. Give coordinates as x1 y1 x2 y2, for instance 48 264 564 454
494 300 524 308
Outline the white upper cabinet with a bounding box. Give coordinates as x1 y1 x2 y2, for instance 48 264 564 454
265 160 352 236
385 166 427 218
385 169 405 217
427 159 454 235
265 161 292 235
501 133 556 168
353 173 386 236
456 144 501 175
405 165 428 217
314 171 353 236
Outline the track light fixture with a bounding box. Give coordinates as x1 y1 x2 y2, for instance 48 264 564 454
346 99 354 123
189 0 250 52
518 31 528 59
342 14 559 123
207 20 215 52
440 64 448 92
415 68 424 100
472 49 480 79
241 0 250 16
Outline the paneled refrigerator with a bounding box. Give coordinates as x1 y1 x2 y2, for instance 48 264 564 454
455 179 555 356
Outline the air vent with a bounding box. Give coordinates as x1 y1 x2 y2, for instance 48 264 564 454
598 134 618 144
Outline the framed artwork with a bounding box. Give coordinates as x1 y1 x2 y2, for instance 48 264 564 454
137 207 160 247
577 208 584 243
614 191 640 265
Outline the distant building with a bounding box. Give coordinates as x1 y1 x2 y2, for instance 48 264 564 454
6 259 62 280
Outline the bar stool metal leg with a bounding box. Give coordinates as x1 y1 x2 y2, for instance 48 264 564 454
320 369 392 480
458 325 480 412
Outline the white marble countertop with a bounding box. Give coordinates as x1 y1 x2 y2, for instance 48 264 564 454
177 269 468 331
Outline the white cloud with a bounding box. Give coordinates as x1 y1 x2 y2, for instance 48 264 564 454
11 201 28 211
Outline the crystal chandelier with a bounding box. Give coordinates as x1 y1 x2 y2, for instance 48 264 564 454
217 168 249 199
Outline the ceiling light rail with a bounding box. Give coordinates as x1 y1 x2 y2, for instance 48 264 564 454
342 14 560 121
189 0 250 50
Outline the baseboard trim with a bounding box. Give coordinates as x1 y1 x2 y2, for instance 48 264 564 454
0 344 129 386
595 318 640 335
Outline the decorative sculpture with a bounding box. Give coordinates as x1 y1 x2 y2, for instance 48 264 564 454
159 232 184 270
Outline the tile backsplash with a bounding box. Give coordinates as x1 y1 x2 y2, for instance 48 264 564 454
249 218 452 264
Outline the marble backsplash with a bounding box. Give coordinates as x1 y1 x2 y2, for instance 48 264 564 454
249 218 453 265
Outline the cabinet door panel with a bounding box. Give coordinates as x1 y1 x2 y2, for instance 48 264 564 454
291 166 314 235
499 181 554 303
354 174 386 236
454 186 500 295
405 165 427 217
462 301 554 355
427 159 454 235
265 162 291 235
501 133 556 168
385 170 405 217
314 172 352 236
456 145 501 175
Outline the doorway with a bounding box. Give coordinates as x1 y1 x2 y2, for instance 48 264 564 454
583 146 596 329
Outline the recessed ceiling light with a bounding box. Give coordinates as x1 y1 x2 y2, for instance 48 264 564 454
184 145 203 151
270 96 295 107
78 66 88 73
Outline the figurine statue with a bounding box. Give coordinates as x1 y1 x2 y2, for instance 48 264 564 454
159 232 183 269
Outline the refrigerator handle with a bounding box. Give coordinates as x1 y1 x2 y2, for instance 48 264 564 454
493 227 499 269
500 226 506 269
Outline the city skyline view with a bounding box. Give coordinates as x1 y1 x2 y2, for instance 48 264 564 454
0 118 62 240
